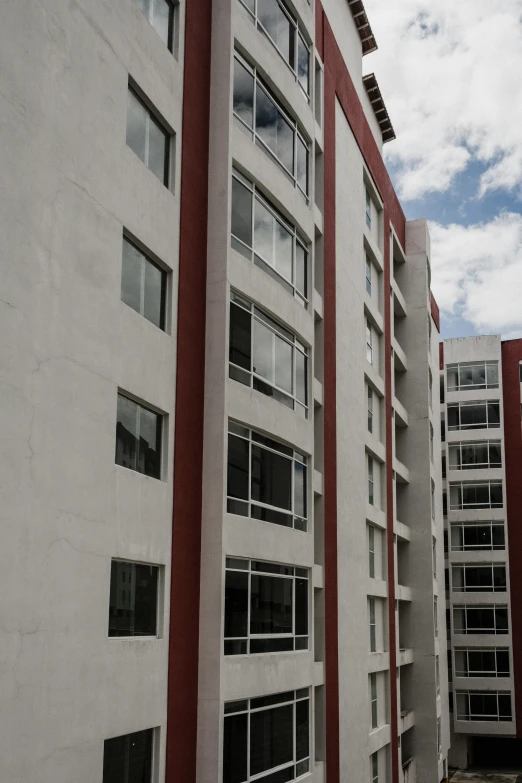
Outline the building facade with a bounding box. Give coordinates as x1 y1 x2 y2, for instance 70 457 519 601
441 336 522 768
0 1 448 782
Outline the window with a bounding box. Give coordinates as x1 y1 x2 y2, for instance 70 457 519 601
109 561 159 637
456 691 511 722
449 481 503 510
369 597 376 651
447 401 500 431
365 190 372 228
437 717 441 757
223 689 310 783
233 52 309 197
434 596 438 637
368 526 375 578
431 481 435 519
430 423 434 462
227 421 308 530
366 319 373 364
450 521 505 551
231 169 308 304
370 673 378 728
436 656 440 695
229 292 308 416
368 455 374 505
455 648 510 678
121 236 167 329
224 558 308 654
453 605 508 635
448 441 502 471
134 0 175 50
429 368 433 409
365 255 372 295
367 386 374 433
115 393 162 479
371 752 379 783
448 649 453 682
447 361 499 392
451 564 506 593
103 729 153 783
432 537 437 578
126 86 170 185
238 0 311 97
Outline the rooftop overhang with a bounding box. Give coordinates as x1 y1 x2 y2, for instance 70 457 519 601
362 73 396 143
348 0 378 55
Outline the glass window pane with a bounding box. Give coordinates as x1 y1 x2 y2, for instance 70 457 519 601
253 319 275 385
104 729 153 783
232 177 253 248
250 703 293 776
224 714 248 783
230 303 252 371
121 238 143 317
296 135 308 193
256 85 294 174
295 243 306 298
251 444 292 511
250 574 292 634
126 90 147 164
116 395 138 472
274 334 293 393
488 403 500 426
225 570 249 639
138 405 161 478
294 461 306 520
296 698 309 760
295 577 308 636
233 58 254 128
259 0 294 66
143 256 165 329
148 116 168 183
254 197 275 265
295 351 307 406
152 0 171 47
297 34 309 94
493 524 505 548
274 219 293 281
228 434 250 500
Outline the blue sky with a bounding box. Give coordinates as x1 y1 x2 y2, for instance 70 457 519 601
364 0 522 341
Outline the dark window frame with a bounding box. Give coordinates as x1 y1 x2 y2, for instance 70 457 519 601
126 84 171 187
108 559 160 638
121 233 168 330
115 392 163 480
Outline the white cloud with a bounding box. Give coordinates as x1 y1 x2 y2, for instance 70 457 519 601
429 212 522 337
364 0 522 201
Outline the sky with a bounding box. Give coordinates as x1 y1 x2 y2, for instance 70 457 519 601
363 0 522 340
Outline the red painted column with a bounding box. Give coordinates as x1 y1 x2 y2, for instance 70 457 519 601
322 12 341 783
165 0 212 777
501 339 522 738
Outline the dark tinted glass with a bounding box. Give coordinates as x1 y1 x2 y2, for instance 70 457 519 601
295 577 308 636
251 504 292 527
225 570 249 638
497 650 510 674
234 59 254 128
143 255 165 329
109 562 158 637
227 434 249 500
489 443 502 466
251 444 292 510
447 406 459 428
468 649 495 673
493 524 505 548
223 713 248 783
295 243 307 298
250 637 294 653
294 462 306 520
496 607 508 631
491 483 503 506
255 85 294 174
232 177 253 247
487 403 500 426
250 574 292 634
148 115 168 184
230 303 252 370
494 566 506 590
498 694 512 718
250 704 293 776
295 698 309 760
115 395 161 479
103 729 153 783
122 238 166 330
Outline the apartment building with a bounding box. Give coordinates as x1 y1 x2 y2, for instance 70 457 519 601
441 336 522 768
0 1 448 782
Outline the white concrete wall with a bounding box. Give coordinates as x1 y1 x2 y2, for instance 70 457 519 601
0 0 184 780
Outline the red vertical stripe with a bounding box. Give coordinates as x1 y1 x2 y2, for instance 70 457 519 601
165 0 212 776
501 339 522 737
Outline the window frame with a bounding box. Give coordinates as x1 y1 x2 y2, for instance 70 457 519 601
135 0 176 51
447 400 501 431
456 690 512 722
370 672 378 729
224 557 309 655
231 168 309 305
108 559 160 638
227 421 308 531
449 481 503 510
121 233 168 330
368 525 375 578
371 751 379 783
103 728 155 783
233 51 310 199
450 521 505 552
367 454 374 505
223 688 311 783
448 440 502 471
236 0 312 99
453 605 509 635
454 647 510 678
115 392 163 480
451 563 507 593
366 319 373 364
229 291 309 417
126 84 171 187
365 255 372 295
365 189 372 229
369 596 376 652
367 385 374 433
447 361 499 392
